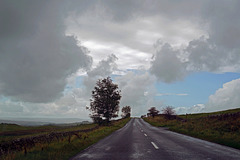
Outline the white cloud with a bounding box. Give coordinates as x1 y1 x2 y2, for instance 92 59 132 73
115 71 162 116
1 0 240 119
80 54 119 99
175 104 205 115
206 78 240 112
175 78 240 114
0 87 94 119
65 1 205 72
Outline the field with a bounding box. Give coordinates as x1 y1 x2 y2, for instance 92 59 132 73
0 118 130 160
143 108 240 149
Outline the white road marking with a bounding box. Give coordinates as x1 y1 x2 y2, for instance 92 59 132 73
151 142 159 150
144 133 147 137
105 147 111 151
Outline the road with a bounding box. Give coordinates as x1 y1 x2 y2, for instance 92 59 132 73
71 118 240 160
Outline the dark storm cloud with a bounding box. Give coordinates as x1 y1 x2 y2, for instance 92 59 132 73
0 0 92 103
97 0 203 22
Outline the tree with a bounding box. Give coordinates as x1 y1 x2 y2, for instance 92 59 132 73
162 106 176 119
121 106 131 118
88 77 121 125
148 107 159 118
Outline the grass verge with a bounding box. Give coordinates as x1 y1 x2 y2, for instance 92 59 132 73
1 118 130 160
143 108 240 150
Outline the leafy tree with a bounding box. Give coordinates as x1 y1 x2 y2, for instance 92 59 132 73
148 107 159 118
162 106 176 119
121 106 131 118
88 77 121 125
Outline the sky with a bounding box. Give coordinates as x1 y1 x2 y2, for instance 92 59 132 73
0 0 240 119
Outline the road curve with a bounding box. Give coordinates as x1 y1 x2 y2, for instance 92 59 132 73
71 118 240 160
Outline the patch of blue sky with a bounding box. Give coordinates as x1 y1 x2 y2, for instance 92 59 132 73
155 72 240 108
0 96 10 102
76 76 84 88
63 76 84 94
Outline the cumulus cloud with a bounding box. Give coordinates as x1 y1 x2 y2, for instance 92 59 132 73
150 43 187 83
148 1 240 82
150 33 240 83
0 92 89 119
206 79 240 112
87 54 118 77
186 37 240 73
175 104 205 115
62 54 119 116
115 71 162 116
81 54 119 98
72 0 240 115
1 0 240 118
185 37 220 72
66 0 206 71
175 78 240 114
68 0 240 84
0 53 120 118
0 1 92 103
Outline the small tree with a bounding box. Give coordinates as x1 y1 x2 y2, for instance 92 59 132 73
88 77 121 125
148 107 159 118
162 106 175 119
121 106 131 118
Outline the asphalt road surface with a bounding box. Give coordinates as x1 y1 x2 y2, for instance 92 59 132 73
71 118 240 160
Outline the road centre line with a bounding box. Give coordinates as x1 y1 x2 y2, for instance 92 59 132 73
144 133 147 137
151 142 159 150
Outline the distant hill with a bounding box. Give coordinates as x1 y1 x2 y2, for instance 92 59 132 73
0 117 91 126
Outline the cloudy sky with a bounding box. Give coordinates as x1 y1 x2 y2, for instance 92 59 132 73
0 0 240 120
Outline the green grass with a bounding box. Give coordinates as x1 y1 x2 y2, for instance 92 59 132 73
0 123 97 143
143 108 240 150
1 118 130 160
